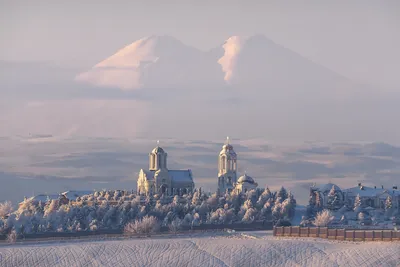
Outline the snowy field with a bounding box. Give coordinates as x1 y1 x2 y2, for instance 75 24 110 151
0 231 399 267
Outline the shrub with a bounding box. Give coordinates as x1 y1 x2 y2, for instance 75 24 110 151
124 215 159 235
168 218 182 234
7 229 17 244
313 210 334 227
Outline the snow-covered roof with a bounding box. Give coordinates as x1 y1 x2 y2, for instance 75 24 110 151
169 170 193 187
61 190 94 199
237 174 255 184
313 183 341 193
151 146 165 154
343 186 400 197
22 194 60 204
219 142 237 158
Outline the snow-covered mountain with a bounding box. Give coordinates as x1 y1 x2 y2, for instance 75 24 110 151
76 35 223 90
76 34 355 98
216 35 355 98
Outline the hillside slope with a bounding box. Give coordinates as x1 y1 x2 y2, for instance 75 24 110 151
0 231 398 267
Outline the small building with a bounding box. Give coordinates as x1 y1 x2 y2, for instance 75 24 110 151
137 143 195 196
234 173 258 194
61 190 94 201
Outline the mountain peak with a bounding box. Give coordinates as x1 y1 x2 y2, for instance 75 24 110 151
75 35 221 90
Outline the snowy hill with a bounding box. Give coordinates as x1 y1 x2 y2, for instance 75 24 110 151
0 231 398 267
76 35 223 90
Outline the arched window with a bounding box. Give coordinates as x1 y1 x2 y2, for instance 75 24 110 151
150 154 156 169
221 156 226 170
157 155 161 169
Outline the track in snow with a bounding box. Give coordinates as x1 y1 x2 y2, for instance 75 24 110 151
0 231 399 267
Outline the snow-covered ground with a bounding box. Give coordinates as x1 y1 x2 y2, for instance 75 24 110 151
0 231 399 267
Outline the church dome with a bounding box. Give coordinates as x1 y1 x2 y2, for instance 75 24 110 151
151 146 165 154
219 142 237 158
237 173 254 184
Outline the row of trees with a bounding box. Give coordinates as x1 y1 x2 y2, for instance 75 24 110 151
0 187 296 238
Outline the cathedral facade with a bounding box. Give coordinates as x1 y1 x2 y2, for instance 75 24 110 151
217 138 258 195
137 144 195 196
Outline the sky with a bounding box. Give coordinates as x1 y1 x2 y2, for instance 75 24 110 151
1 0 399 90
0 1 400 144
1 1 400 202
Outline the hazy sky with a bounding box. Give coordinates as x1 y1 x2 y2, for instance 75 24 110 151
1 0 399 89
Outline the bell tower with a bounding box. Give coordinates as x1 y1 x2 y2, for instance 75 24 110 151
149 140 168 171
218 137 237 193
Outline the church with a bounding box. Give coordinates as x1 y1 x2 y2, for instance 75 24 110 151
137 142 195 196
217 137 258 195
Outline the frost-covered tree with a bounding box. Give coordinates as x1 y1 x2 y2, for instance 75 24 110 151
384 196 393 219
281 191 296 219
313 210 334 227
327 186 341 210
276 187 288 202
0 201 13 218
191 191 201 206
353 194 362 213
385 196 392 211
315 191 323 210
3 185 298 234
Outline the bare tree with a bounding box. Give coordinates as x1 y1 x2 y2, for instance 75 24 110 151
313 210 334 227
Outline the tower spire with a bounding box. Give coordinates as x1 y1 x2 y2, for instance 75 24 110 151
226 136 230 145
157 140 160 146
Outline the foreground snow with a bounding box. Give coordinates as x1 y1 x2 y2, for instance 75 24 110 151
0 231 399 267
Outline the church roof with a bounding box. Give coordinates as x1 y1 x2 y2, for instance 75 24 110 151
237 173 255 184
151 146 165 154
219 144 237 157
169 170 194 187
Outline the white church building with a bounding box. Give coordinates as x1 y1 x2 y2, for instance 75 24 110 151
137 143 195 196
217 137 258 195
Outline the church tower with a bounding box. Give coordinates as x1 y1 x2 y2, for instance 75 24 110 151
218 137 237 194
149 140 168 171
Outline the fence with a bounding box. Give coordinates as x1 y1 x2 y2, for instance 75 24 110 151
273 226 400 241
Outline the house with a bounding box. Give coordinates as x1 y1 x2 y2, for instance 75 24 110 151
343 184 400 209
310 182 399 210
